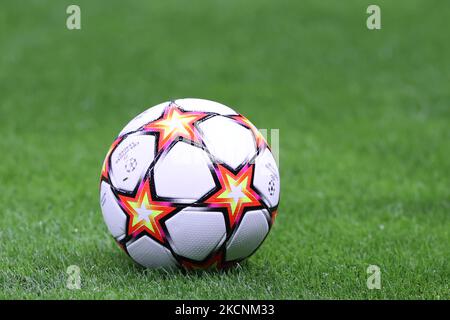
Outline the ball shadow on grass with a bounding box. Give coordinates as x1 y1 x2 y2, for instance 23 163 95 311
132 259 250 279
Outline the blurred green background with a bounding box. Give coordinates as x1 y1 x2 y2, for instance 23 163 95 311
0 0 449 299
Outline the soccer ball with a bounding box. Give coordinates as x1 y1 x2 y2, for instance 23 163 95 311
99 98 280 270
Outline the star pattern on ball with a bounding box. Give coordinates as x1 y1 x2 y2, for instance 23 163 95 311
181 252 224 270
101 136 122 180
271 209 278 224
118 179 176 243
231 115 267 150
144 103 208 151
205 164 261 229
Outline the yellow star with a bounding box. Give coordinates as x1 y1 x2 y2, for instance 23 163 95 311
144 103 207 151
205 165 261 228
118 179 176 242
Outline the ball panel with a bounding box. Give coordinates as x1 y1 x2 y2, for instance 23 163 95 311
127 235 178 269
166 208 226 261
225 209 269 261
175 98 237 115
109 133 156 192
154 141 215 202
119 102 168 137
99 181 127 240
199 116 257 170
254 148 280 208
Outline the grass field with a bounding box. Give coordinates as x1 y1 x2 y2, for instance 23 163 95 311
0 0 449 299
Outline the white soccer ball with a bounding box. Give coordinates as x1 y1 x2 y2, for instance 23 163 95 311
99 98 280 270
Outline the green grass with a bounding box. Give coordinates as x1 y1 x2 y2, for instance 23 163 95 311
0 0 449 299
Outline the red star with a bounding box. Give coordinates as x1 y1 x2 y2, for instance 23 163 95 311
271 209 278 225
231 115 267 149
100 136 122 180
118 179 176 243
182 252 224 270
144 103 208 151
205 165 261 229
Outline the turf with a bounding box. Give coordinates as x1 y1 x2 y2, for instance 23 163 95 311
0 0 449 299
